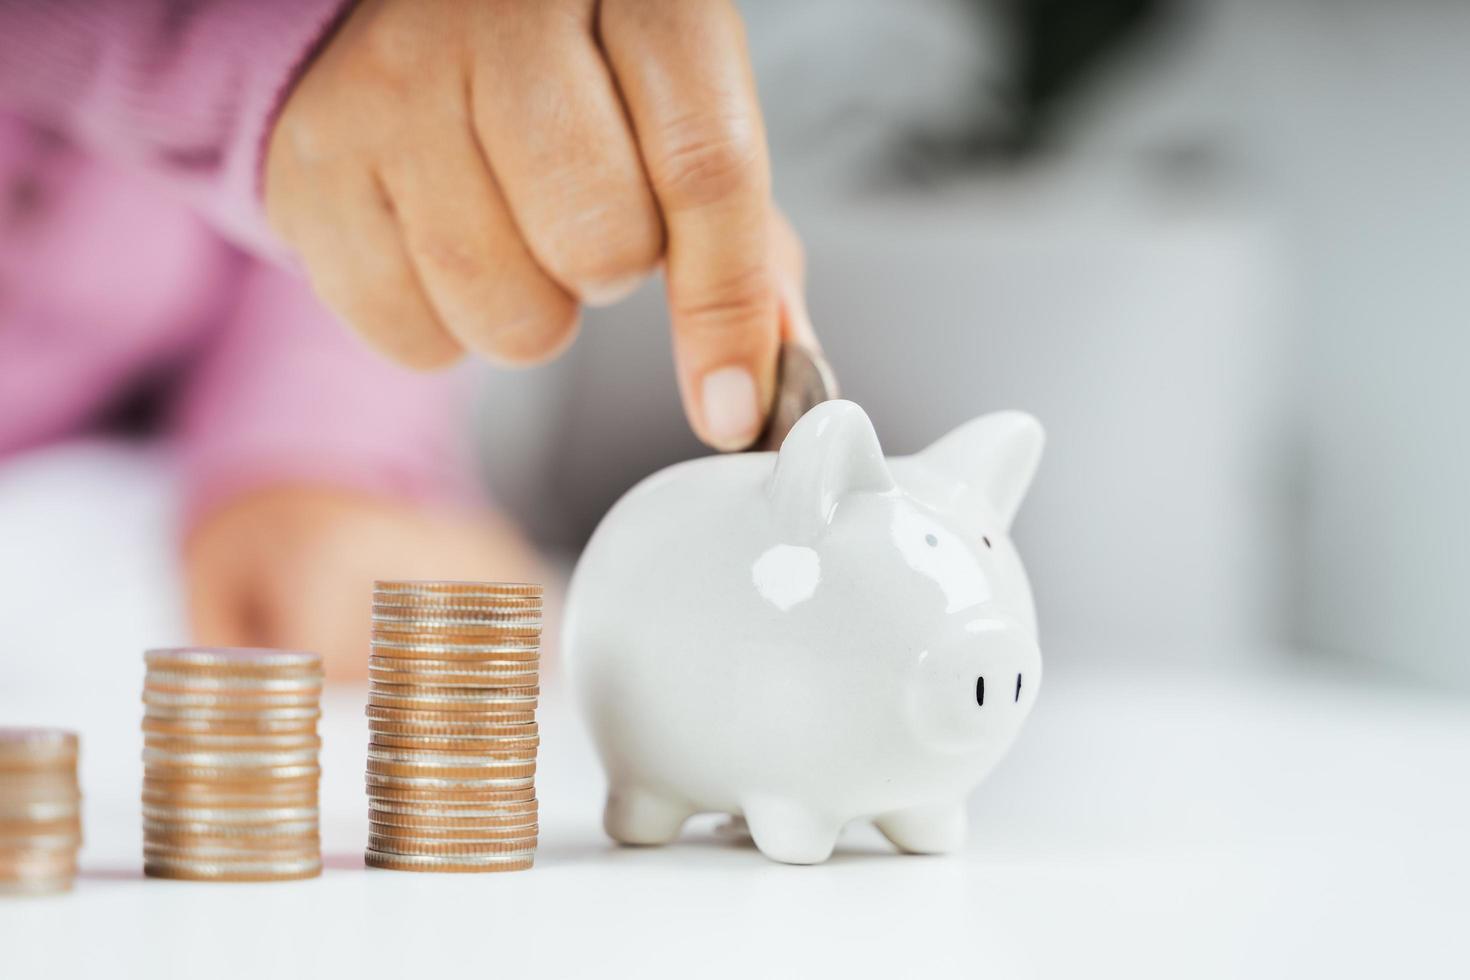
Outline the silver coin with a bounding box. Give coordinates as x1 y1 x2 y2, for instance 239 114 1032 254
370 613 542 629
0 832 83 850
142 748 319 767
753 341 840 453
372 604 543 620
0 775 80 793
366 805 538 822
367 834 535 852
0 801 80 821
366 673 538 689
370 638 539 654
366 749 536 768
143 840 320 858
371 601 541 617
144 732 321 749
144 856 322 877
367 832 537 850
143 689 320 706
364 848 532 868
144 817 318 837
0 728 78 753
373 581 542 597
368 685 537 701
144 764 320 781
367 678 539 692
369 734 538 750
142 705 321 721
369 658 538 677
143 672 322 692
364 773 534 790
366 720 537 734
0 876 74 895
365 839 535 857
369 818 538 834
145 648 321 669
142 804 318 823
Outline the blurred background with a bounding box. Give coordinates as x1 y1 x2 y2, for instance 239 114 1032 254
1 0 1463 699
477 0 1470 691
3 0 1464 693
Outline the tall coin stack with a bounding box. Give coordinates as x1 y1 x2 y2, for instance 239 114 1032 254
366 581 541 872
0 729 81 894
142 648 323 881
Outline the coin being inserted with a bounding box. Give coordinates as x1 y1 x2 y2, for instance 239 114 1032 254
753 342 839 452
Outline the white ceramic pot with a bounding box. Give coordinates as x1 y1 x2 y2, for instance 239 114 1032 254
564 401 1044 864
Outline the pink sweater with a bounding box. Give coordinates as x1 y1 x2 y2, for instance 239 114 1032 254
0 1 476 524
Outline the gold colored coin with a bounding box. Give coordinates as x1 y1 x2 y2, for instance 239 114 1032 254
366 833 538 856
365 703 537 722
374 580 543 599
365 784 536 804
369 818 537 838
364 849 532 873
368 734 539 755
144 856 322 882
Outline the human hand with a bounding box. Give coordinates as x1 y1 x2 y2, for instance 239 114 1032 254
185 487 544 681
265 0 814 451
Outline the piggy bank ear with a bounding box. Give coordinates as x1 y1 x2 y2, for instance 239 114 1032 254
919 411 1044 529
769 400 895 540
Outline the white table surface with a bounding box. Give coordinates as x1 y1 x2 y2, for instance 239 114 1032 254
3 659 1468 980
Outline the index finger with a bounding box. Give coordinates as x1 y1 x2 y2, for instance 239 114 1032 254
600 0 778 450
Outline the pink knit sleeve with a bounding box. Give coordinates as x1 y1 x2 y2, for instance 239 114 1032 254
173 259 485 529
0 0 351 257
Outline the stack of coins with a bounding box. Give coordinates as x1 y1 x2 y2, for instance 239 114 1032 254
366 581 541 872
0 729 81 894
142 648 323 882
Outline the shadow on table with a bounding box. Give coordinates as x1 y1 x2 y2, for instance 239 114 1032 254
78 866 144 882
322 852 364 871
533 823 898 868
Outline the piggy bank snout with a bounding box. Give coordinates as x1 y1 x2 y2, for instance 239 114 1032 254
909 616 1040 754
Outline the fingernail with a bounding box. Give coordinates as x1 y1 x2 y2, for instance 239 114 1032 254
701 366 761 450
581 274 644 308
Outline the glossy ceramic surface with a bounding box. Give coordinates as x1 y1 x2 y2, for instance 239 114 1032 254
564 400 1044 864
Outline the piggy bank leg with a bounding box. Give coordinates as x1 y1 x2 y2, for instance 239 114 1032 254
604 785 693 846
874 801 967 855
743 798 841 865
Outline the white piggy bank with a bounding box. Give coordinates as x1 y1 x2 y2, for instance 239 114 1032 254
564 400 1044 864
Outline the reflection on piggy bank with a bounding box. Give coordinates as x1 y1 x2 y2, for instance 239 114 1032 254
564 400 1044 864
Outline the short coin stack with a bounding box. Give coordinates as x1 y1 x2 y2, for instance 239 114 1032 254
366 581 541 872
0 729 81 894
142 648 323 881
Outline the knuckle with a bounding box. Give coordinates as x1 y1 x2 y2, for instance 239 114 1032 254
406 230 489 290
648 113 764 208
324 280 462 371
353 308 462 370
556 216 662 292
481 301 580 365
353 11 432 91
672 264 772 338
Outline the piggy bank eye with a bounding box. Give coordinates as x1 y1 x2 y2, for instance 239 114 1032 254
975 676 985 707
1015 673 1023 702
982 536 993 549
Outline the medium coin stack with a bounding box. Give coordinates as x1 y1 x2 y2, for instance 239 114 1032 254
142 648 323 882
0 729 82 894
366 581 541 872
